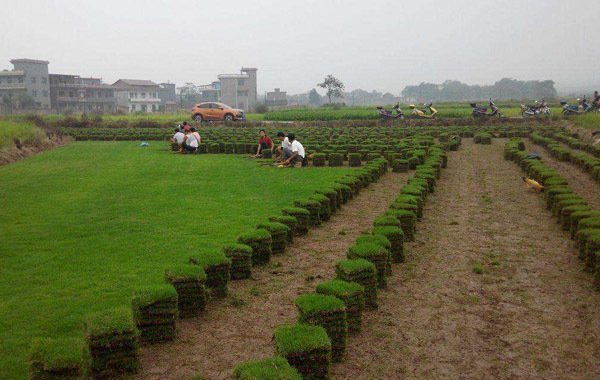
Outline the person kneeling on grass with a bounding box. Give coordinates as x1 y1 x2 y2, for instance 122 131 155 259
172 128 185 151
253 129 274 158
182 129 199 153
282 133 305 168
275 131 292 161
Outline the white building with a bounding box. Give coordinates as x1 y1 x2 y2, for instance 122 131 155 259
112 79 161 113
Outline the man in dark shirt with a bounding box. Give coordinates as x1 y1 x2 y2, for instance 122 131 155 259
253 129 274 158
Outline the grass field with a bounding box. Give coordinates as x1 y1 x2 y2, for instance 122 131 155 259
0 120 46 149
0 143 352 378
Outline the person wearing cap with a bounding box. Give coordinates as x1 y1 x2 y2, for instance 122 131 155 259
282 133 305 168
275 131 292 161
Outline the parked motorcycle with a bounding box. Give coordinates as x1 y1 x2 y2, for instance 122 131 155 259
409 102 437 119
521 100 551 118
579 96 596 112
377 103 404 119
560 100 580 115
471 99 502 118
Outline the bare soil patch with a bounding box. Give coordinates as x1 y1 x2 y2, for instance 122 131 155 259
332 139 600 379
0 135 69 166
137 171 409 379
525 140 600 210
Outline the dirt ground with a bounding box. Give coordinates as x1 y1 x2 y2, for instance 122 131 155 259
525 140 600 210
331 139 600 380
137 170 409 379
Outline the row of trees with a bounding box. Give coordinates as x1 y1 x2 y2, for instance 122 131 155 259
401 78 557 102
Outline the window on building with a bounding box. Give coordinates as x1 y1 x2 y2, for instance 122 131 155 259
141 104 147 112
42 77 47 84
152 105 156 111
31 77 36 83
43 91 48 97
131 104 137 111
32 90 37 97
238 79 245 86
141 93 146 99
18 77 23 83
69 91 75 98
7 78 12 84
59 91 65 96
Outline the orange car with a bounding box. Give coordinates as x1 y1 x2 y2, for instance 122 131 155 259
191 102 245 122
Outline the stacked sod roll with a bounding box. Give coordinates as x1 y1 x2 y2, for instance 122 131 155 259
165 265 208 317
131 285 178 343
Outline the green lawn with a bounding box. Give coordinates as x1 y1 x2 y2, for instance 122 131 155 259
0 142 352 378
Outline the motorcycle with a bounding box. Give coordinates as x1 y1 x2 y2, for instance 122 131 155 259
579 96 596 112
377 103 404 119
521 99 551 118
471 99 502 118
409 102 437 119
560 100 580 115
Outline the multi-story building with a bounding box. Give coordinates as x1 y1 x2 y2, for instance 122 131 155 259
265 88 288 107
217 67 257 111
158 82 177 112
49 75 116 113
0 58 50 111
112 79 161 113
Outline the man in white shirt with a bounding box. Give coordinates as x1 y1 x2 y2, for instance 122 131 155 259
275 131 292 161
282 133 305 168
172 128 185 152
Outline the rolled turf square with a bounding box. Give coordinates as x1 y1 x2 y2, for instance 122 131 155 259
281 207 310 236
373 226 405 263
223 243 253 280
347 243 388 288
336 259 378 309
269 215 298 243
237 229 273 265
257 222 290 254
274 323 331 380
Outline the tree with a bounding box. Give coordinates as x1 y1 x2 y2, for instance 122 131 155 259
308 89 321 106
317 74 345 104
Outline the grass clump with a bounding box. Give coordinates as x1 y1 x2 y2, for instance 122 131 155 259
237 229 273 266
336 259 378 309
281 207 310 235
223 243 253 280
373 226 405 264
189 251 232 297
257 222 290 254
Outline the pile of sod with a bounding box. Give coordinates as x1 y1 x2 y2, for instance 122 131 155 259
257 222 290 254
281 207 310 235
274 323 331 380
295 294 347 362
84 308 139 378
347 243 388 288
131 285 178 343
316 279 365 334
373 225 405 263
335 259 378 309
237 229 273 266
189 251 232 297
223 243 253 280
165 265 208 317
29 337 84 380
269 215 298 243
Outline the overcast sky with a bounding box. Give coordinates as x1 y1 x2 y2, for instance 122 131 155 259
2 0 599 95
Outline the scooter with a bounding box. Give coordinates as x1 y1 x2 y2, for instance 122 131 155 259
521 99 551 118
579 96 595 112
409 102 437 119
560 100 580 115
377 103 404 119
471 99 502 118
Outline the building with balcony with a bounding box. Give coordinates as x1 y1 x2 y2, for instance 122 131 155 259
49 75 116 113
112 79 161 113
158 82 177 112
0 58 50 111
265 88 288 107
217 67 257 111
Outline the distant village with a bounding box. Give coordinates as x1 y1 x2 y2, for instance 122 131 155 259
0 58 289 115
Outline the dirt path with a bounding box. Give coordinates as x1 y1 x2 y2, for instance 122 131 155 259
525 140 600 210
332 139 600 380
137 171 410 379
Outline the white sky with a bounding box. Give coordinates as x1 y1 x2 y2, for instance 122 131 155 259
2 0 599 94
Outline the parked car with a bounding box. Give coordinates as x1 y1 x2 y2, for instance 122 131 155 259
191 102 245 122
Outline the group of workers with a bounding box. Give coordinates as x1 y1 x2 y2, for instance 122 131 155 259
172 122 201 153
171 125 305 167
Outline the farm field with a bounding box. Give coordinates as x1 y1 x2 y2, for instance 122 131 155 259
1 120 600 379
0 143 352 378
